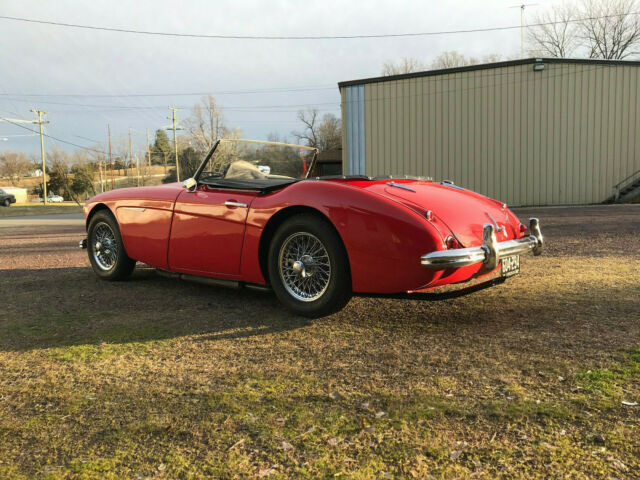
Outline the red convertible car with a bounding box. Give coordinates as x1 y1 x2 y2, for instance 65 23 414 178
81 139 543 317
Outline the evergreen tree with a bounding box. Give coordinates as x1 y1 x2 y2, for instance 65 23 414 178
162 146 201 183
113 158 125 175
70 163 97 199
151 129 172 166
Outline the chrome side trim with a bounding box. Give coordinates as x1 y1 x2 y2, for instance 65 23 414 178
122 207 146 212
421 217 544 270
156 269 241 289
224 201 248 208
386 181 416 192
441 180 465 191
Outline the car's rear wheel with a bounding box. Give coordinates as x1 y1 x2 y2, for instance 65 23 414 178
87 209 136 280
268 214 351 318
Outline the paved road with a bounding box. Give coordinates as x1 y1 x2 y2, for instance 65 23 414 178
0 213 84 227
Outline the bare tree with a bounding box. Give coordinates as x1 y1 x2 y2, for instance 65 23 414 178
527 0 640 59
0 152 32 185
579 0 640 59
430 51 503 69
431 51 476 69
528 2 581 57
481 53 505 63
381 57 426 76
185 95 226 152
293 109 341 152
112 135 132 176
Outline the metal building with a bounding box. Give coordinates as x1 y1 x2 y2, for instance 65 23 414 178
339 58 640 206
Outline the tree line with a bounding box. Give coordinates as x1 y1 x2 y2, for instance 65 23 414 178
0 148 97 202
0 95 343 197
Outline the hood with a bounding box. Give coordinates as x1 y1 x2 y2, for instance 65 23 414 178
339 179 522 247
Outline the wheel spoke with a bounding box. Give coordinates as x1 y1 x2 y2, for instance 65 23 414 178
91 222 118 271
278 231 332 302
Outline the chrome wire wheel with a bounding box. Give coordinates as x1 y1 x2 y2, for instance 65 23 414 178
278 232 331 302
91 221 118 271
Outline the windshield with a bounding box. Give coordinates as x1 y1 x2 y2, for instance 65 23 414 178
197 139 317 184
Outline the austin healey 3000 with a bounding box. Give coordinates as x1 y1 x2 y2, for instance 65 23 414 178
81 139 543 317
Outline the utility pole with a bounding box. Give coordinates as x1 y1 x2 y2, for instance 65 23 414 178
510 4 538 58
146 128 151 169
520 5 525 59
136 155 140 186
99 162 104 193
128 127 133 175
108 124 114 190
168 106 181 182
30 110 50 204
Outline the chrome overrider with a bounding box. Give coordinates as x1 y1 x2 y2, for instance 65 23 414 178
421 218 543 270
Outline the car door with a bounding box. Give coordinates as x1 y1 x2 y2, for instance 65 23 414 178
168 185 257 277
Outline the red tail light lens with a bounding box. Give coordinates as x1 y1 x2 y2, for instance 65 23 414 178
519 223 527 233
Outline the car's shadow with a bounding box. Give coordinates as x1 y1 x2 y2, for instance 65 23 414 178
0 267 313 352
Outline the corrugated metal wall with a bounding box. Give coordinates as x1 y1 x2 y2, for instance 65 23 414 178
343 85 365 175
341 61 640 206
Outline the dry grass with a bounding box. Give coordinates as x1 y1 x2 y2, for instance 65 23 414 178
0 205 639 479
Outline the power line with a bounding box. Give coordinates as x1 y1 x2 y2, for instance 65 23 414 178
0 11 638 40
0 96 339 110
1 117 106 153
0 85 336 98
72 133 104 144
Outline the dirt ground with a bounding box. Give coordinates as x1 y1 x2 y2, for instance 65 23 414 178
0 204 639 479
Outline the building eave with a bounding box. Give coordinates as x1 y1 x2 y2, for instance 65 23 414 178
338 57 640 89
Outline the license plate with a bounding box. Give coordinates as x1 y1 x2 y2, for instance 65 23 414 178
501 255 520 277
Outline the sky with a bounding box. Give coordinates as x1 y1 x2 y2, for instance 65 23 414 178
0 0 558 157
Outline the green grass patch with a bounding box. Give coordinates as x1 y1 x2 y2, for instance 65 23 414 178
0 312 172 360
577 349 640 398
46 342 152 363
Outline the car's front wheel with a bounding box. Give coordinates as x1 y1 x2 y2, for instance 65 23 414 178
87 209 136 280
268 214 352 318
2 199 9 207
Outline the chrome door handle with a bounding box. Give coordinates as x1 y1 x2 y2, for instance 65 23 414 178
225 201 248 208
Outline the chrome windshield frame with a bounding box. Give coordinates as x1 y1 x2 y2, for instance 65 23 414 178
193 139 319 184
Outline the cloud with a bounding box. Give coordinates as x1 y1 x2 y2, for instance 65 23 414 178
0 0 551 154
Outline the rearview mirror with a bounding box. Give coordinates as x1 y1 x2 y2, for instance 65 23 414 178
183 177 197 192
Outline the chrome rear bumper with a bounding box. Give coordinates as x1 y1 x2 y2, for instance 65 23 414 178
421 218 543 270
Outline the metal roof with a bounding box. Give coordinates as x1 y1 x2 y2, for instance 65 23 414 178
338 57 640 88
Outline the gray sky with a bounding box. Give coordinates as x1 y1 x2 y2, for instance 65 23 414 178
0 0 556 156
